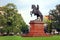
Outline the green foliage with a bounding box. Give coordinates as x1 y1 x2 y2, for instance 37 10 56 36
0 15 7 26
44 18 52 33
0 3 28 35
48 4 60 33
20 25 29 34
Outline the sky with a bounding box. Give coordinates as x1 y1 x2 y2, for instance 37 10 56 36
0 0 60 25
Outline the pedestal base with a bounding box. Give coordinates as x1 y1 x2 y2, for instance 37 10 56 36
22 20 50 37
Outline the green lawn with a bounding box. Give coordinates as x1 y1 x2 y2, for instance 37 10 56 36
0 35 60 40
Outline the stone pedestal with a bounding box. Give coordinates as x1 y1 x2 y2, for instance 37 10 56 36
22 20 49 37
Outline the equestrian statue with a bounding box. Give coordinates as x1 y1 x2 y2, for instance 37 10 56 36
30 5 43 21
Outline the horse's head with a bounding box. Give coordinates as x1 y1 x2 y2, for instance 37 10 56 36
32 5 36 10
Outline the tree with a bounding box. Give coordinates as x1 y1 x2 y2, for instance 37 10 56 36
49 4 60 34
43 17 52 33
0 3 29 35
20 25 29 34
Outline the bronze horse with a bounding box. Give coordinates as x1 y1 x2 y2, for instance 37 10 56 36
30 5 43 21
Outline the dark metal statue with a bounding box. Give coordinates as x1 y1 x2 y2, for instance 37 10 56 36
30 5 43 21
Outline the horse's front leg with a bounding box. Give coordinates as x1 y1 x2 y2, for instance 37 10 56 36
30 11 33 17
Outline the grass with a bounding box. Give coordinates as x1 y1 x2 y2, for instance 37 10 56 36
0 35 60 40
